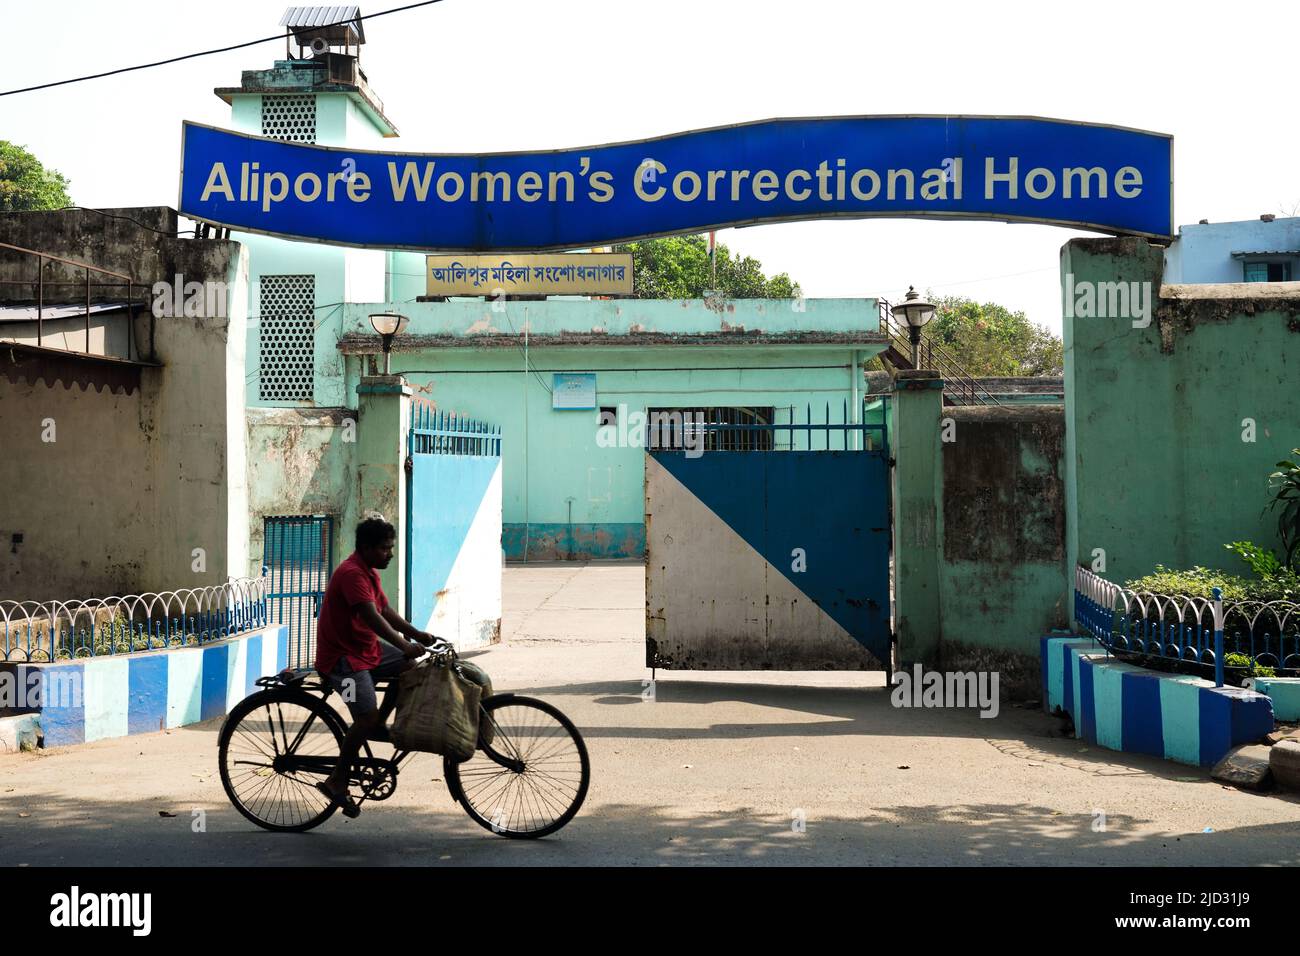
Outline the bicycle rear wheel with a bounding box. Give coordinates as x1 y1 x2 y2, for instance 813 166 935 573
445 694 590 839
218 689 347 833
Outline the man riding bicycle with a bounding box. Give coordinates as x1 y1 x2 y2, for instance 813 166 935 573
314 515 442 817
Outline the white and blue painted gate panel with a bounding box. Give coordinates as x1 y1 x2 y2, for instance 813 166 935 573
646 442 891 670
406 408 504 650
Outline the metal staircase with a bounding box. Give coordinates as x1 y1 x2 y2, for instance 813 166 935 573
877 299 1001 407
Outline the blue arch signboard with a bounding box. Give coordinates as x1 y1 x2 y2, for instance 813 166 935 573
178 115 1173 250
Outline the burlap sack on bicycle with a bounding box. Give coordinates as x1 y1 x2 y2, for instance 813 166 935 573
391 660 481 761
454 660 495 747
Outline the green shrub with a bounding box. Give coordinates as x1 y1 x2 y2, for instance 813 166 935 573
1225 541 1283 578
1124 565 1300 603
1224 652 1275 679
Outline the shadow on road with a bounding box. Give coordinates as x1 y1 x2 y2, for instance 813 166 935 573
510 677 1255 786
2 788 1298 866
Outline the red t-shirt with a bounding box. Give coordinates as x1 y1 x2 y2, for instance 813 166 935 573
314 552 390 674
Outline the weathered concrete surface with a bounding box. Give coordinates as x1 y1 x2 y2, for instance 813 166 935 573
356 377 411 606
942 406 1064 565
1271 740 1300 793
0 715 39 753
246 406 358 577
0 207 180 305
891 371 943 667
3 563 1300 866
938 405 1068 658
1212 745 1274 792
0 207 250 599
938 640 1042 702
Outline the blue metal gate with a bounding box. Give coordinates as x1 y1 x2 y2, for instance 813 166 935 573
263 514 334 671
645 407 891 670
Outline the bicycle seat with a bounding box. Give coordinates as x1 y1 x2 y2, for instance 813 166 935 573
256 668 323 690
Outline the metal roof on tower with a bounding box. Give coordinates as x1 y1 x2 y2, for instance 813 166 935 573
279 6 365 45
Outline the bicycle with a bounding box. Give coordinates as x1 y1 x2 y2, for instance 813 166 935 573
217 648 590 839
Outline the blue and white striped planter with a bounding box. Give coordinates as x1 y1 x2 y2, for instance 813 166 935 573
1041 635 1274 767
3 624 288 748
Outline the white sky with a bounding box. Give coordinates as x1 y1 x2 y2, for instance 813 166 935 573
4 0 1299 335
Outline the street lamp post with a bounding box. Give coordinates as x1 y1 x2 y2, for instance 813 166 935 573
369 312 409 374
894 286 936 368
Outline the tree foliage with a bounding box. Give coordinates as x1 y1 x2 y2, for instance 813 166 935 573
925 293 1063 376
614 234 799 299
0 141 72 212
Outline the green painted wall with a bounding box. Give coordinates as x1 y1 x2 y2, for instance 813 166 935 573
891 377 1067 670
938 406 1069 658
1062 237 1300 588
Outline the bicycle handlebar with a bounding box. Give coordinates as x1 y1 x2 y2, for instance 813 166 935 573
412 641 456 667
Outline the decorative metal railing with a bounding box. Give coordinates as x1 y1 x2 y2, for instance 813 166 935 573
0 576 269 663
878 298 1002 407
0 240 152 362
1074 565 1300 684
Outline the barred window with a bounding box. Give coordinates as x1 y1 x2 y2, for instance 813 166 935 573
258 275 315 403
261 94 317 143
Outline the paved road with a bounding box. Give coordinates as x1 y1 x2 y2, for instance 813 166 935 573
4 562 1300 866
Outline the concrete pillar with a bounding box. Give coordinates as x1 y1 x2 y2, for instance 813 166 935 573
890 369 944 667
356 375 411 613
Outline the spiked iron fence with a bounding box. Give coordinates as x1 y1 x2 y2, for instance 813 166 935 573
1075 565 1300 684
0 576 269 663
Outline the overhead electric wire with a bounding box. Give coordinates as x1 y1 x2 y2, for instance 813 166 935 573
55 206 199 237
0 0 447 97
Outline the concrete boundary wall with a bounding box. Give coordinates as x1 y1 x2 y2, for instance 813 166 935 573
892 372 1068 675
1041 636 1274 767
940 405 1069 659
0 207 251 599
1062 236 1300 586
0 624 287 748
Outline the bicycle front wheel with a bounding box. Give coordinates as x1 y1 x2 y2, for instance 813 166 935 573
218 689 347 833
445 694 590 839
